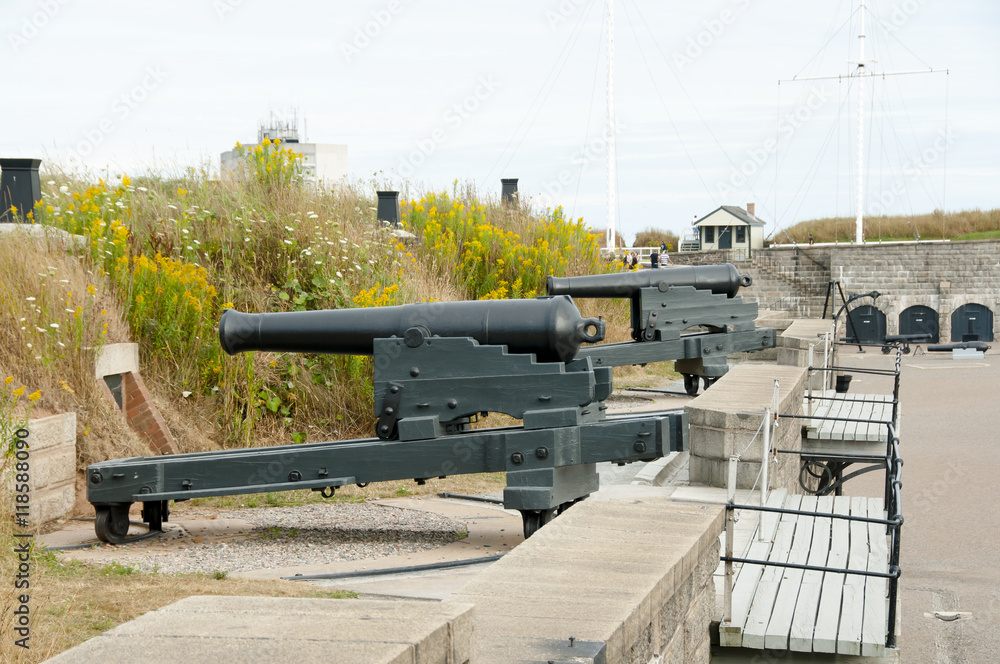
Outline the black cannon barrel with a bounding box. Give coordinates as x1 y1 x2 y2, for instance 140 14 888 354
546 263 752 299
218 295 604 363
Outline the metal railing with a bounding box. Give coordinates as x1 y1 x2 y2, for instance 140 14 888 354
721 347 904 649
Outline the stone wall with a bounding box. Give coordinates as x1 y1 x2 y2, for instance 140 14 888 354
828 240 1000 341
44 596 474 664
673 240 1000 340
451 498 725 664
21 413 76 526
777 320 838 391
687 365 807 491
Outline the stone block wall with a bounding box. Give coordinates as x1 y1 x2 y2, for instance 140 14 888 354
777 319 838 391
674 240 1000 340
21 413 76 526
451 498 725 664
829 240 1000 341
687 365 807 491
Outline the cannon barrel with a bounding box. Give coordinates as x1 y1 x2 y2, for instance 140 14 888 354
546 263 752 299
218 295 604 363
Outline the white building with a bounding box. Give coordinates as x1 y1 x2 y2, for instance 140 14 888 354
692 204 766 259
220 120 348 186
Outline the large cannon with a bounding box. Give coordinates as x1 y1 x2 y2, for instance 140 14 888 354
219 296 604 364
88 295 687 543
547 263 773 394
547 262 752 299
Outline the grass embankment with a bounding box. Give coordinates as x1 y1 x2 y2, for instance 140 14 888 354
776 208 1000 244
1 142 663 661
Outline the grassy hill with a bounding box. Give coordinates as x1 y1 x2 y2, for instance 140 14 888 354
774 208 1000 244
1 143 624 471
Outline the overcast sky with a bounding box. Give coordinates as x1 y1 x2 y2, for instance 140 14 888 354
3 0 996 243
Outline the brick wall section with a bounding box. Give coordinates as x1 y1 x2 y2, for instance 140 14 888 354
122 372 177 455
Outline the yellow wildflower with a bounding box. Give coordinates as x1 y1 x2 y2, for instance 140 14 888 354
12 386 24 397
28 390 41 401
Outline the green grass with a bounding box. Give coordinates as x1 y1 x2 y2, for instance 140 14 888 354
955 230 1000 241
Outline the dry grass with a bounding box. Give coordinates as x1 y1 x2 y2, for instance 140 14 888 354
0 232 150 466
777 208 1000 243
0 551 357 664
632 227 680 251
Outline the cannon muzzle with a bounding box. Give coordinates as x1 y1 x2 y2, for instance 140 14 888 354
219 295 604 363
546 263 752 299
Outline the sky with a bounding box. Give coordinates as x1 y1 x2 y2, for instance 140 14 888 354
2 0 997 244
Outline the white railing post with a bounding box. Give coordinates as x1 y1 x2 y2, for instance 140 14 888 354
758 407 771 542
725 455 738 622
807 343 815 416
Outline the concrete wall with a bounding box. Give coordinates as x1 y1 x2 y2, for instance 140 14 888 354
451 498 725 664
687 365 807 491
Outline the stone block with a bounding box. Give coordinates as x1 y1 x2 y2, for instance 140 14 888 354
94 343 139 379
690 426 728 459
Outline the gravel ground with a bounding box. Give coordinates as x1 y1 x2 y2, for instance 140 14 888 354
125 502 465 575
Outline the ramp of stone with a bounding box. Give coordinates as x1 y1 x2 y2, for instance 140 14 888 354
42 596 474 664
450 497 725 664
720 495 890 657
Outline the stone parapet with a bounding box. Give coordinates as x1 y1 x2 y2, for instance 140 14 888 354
686 364 807 491
778 320 837 391
44 596 474 664
452 497 725 664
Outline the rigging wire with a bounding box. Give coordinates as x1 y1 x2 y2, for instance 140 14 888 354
783 88 853 225
618 0 717 204
571 6 608 223
479 0 598 188
627 2 773 215
791 3 860 81
942 70 949 238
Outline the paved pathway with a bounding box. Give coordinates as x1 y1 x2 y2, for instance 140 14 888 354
837 348 999 664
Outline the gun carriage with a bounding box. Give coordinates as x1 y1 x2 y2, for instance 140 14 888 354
87 264 772 543
547 263 774 395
